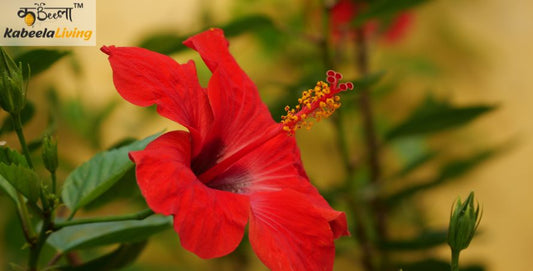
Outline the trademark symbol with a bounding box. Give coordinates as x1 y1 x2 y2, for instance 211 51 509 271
74 3 83 8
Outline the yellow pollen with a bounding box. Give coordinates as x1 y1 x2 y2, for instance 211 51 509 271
281 78 352 136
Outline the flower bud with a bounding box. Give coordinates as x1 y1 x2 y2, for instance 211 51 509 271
41 134 58 173
0 47 27 114
447 192 482 252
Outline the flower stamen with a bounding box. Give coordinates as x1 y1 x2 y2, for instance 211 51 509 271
281 70 354 135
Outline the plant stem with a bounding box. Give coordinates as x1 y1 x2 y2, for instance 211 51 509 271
54 209 155 230
10 113 37 247
355 28 387 240
50 171 57 195
16 194 36 243
10 113 33 169
451 249 460 271
46 253 62 267
347 196 376 271
28 214 52 271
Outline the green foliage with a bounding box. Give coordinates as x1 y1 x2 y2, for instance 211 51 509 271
61 99 118 148
222 14 276 37
393 150 438 178
0 174 19 205
47 215 170 252
385 95 496 141
83 167 142 211
354 71 387 90
395 258 485 271
0 163 40 203
352 0 432 26
386 149 496 207
380 229 447 251
0 101 35 136
0 146 28 166
14 49 70 77
137 33 186 56
56 241 148 271
138 14 277 55
61 134 159 213
0 146 29 204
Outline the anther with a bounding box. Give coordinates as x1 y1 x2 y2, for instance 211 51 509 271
280 70 354 135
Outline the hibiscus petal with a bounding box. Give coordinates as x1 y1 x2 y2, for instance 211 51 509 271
101 46 213 154
183 29 277 161
213 132 349 239
249 190 336 271
130 131 250 258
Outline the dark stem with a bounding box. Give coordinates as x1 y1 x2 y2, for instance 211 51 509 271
347 197 376 271
355 28 387 241
15 196 36 244
28 210 52 271
320 2 380 270
9 113 37 247
51 171 57 195
46 253 63 267
355 30 379 185
10 113 34 169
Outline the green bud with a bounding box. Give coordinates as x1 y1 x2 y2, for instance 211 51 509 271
0 47 28 114
42 134 58 173
447 192 482 252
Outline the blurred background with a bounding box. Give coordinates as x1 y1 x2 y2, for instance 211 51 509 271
1 0 532 270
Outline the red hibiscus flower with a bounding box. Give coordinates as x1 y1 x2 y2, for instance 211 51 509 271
101 28 350 271
330 0 413 44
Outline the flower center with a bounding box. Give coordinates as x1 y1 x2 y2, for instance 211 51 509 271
197 70 354 189
281 70 354 135
197 127 283 185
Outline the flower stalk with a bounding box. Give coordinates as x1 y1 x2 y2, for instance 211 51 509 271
11 113 33 169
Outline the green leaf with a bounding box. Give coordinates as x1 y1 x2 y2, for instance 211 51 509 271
0 146 28 166
385 96 496 141
439 150 494 180
0 101 35 136
138 33 187 55
27 138 43 153
352 0 431 26
83 167 142 211
56 241 147 271
138 14 276 55
353 71 386 90
61 134 159 212
380 230 447 251
222 14 275 37
14 49 70 77
62 99 118 148
0 163 40 203
386 149 496 206
0 174 20 205
47 215 171 252
395 258 485 271
394 150 438 178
